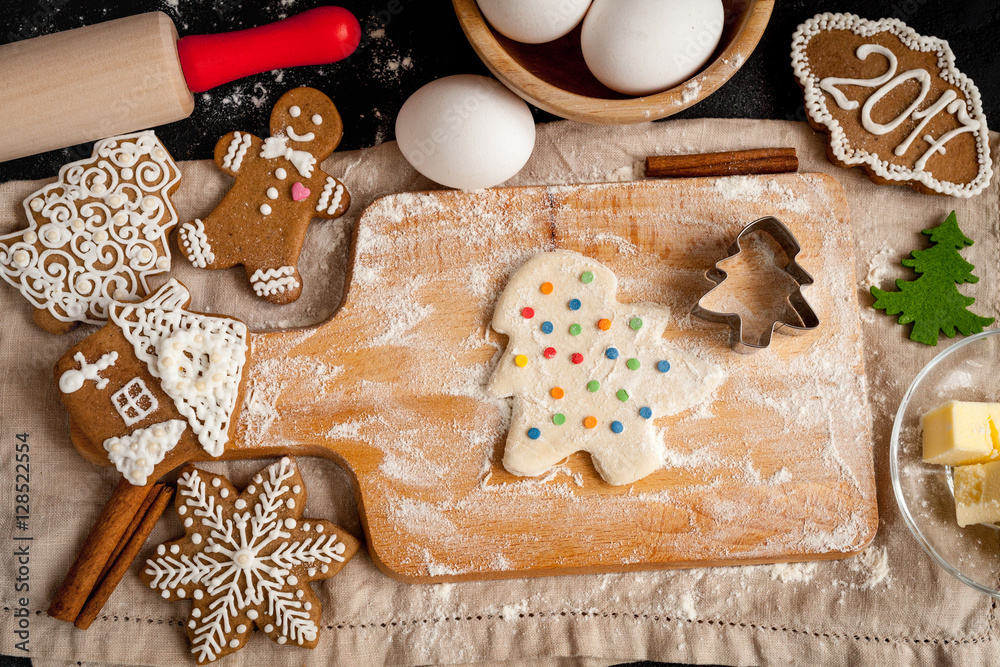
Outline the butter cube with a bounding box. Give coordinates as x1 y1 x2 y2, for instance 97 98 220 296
954 462 1000 527
921 401 1000 466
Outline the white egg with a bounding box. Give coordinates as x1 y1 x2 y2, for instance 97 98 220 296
396 75 536 191
478 0 593 44
581 0 725 96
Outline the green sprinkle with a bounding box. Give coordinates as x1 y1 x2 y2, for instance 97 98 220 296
629 317 643 331
569 323 582 335
616 389 629 402
581 271 594 284
587 380 600 392
553 413 566 425
626 358 640 370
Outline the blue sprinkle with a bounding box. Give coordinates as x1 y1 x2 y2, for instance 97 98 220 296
657 360 671 373
605 347 619 360
527 427 541 440
568 298 582 311
611 421 624 434
541 321 554 334
639 407 652 420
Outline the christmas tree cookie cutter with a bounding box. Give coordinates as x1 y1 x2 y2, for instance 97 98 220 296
692 216 819 354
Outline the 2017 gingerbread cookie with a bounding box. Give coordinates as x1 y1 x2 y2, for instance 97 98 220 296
177 87 351 304
791 13 992 197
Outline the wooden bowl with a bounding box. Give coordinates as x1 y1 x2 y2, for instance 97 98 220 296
453 0 774 124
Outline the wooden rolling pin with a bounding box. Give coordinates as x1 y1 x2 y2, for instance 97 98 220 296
0 7 360 163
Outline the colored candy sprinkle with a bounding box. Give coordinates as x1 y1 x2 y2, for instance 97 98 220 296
553 413 566 425
571 352 584 364
569 324 582 335
581 271 594 284
583 416 597 429
527 428 541 440
657 360 671 373
611 421 624 434
629 317 643 330
616 389 629 402
540 282 553 294
522 307 534 319
551 387 565 399
543 347 557 359
626 358 640 370
605 347 619 360
586 380 600 392
568 298 582 311
515 354 528 367
597 318 611 331
541 321 554 334
639 407 652 419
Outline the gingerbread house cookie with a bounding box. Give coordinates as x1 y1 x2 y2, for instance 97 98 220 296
177 87 350 304
791 13 992 197
0 131 181 333
55 279 250 485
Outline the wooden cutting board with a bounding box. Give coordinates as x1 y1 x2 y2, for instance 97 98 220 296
79 174 878 581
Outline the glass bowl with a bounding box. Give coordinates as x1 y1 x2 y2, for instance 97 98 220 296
892 329 1000 597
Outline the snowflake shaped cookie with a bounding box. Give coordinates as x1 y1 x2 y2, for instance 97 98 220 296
141 457 359 663
0 131 181 333
488 251 723 486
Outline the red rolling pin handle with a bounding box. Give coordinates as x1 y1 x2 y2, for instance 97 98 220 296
177 6 361 93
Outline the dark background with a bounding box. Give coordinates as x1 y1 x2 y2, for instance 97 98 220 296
1 0 997 183
0 0 996 666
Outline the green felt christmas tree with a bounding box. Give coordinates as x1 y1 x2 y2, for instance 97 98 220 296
871 212 993 345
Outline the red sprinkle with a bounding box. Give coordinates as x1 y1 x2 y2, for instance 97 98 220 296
571 353 584 364
521 307 535 319
543 347 556 359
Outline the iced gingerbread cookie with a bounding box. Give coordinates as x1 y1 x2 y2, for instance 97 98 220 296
177 87 350 304
791 13 992 197
55 279 250 485
142 457 360 664
488 251 723 486
0 131 181 334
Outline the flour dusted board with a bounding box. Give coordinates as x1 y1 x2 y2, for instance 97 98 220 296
69 175 875 581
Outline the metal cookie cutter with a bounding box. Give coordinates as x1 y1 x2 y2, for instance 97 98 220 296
691 216 819 354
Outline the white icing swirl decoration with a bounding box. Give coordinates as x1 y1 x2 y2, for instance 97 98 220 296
0 131 181 324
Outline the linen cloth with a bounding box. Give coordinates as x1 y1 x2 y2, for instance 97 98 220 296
1 118 999 667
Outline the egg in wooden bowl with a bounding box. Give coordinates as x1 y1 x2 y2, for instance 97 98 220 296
452 0 774 124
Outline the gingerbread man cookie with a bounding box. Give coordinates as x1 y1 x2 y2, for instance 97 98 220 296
141 457 360 664
0 131 181 333
55 279 250 485
177 88 350 304
792 13 992 197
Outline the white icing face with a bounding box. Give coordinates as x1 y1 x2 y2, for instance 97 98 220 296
0 131 181 325
289 105 301 117
488 251 723 486
311 114 323 125
286 127 315 142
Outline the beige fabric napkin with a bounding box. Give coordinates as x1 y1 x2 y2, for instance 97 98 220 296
1 118 998 667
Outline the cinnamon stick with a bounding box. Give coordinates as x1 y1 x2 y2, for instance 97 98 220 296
47 477 159 622
75 484 174 630
94 482 162 586
645 148 798 179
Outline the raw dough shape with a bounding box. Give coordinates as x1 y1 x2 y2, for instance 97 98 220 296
176 88 350 305
488 251 723 485
141 457 360 664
